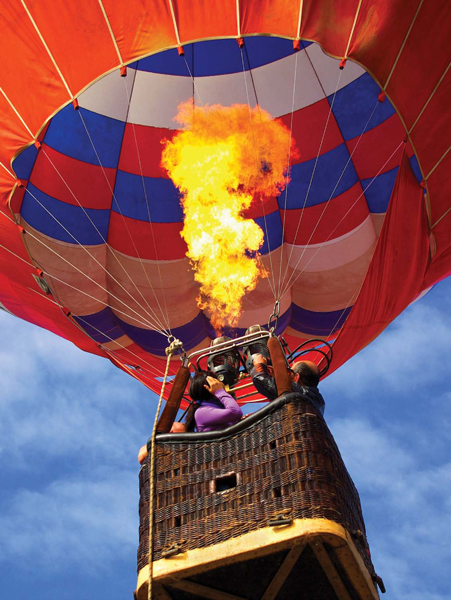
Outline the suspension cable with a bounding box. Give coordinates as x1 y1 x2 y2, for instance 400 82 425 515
39 143 170 334
121 74 173 333
239 44 278 299
278 64 344 297
284 139 406 296
147 339 181 600
27 282 168 378
277 49 300 299
279 97 381 299
18 216 167 333
77 109 173 334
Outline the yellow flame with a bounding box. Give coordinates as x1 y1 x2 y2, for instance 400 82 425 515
161 102 295 331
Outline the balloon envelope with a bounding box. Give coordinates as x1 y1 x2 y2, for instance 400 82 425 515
0 1 449 399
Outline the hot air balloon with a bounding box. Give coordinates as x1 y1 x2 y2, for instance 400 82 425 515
0 1 449 599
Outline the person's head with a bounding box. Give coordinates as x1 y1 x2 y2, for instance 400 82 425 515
184 371 218 432
188 370 218 402
138 445 148 465
291 360 320 387
170 421 186 434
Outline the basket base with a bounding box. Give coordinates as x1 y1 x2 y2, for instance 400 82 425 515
136 518 379 600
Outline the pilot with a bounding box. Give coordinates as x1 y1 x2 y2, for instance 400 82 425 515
251 354 325 416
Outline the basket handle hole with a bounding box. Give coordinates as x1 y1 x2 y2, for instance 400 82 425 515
214 473 237 493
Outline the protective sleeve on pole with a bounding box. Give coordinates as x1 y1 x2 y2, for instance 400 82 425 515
156 365 190 433
267 337 292 396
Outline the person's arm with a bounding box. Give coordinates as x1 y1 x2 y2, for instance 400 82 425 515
195 377 243 429
212 388 243 422
250 356 278 400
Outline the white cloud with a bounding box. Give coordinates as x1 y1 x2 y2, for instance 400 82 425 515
0 470 138 570
0 312 153 466
322 293 451 400
330 415 451 600
0 313 150 579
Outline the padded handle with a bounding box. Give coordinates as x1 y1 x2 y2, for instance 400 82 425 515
268 336 291 396
156 365 190 433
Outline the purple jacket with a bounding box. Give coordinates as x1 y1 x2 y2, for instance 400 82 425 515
194 389 243 432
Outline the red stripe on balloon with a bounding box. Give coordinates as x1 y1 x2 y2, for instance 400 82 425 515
278 98 343 164
281 182 369 245
107 211 186 260
346 114 407 181
29 144 115 210
118 123 178 178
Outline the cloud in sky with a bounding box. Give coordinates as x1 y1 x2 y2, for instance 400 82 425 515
0 313 149 466
323 291 451 400
0 471 137 569
321 281 451 600
0 310 150 598
330 415 451 600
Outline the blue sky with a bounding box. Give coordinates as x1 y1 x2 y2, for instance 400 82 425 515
1 277 450 600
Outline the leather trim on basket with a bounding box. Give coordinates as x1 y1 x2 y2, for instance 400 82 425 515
151 392 314 446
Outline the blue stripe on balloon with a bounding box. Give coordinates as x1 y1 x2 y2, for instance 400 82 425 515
116 311 211 355
44 105 125 168
291 304 351 336
74 305 293 357
254 210 283 254
73 302 347 356
130 37 309 77
280 144 358 209
12 144 39 180
113 171 183 222
21 182 109 244
330 72 396 140
362 167 398 213
73 307 123 343
409 154 423 184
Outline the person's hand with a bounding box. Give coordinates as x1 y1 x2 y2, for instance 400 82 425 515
253 353 267 366
204 376 224 394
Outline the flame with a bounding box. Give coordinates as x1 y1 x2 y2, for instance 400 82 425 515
161 102 296 330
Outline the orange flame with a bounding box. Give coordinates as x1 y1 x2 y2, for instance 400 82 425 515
162 102 295 330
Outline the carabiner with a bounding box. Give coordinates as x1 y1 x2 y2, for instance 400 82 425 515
267 300 280 334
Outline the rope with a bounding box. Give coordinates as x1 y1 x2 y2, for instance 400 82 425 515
25 283 169 384
283 139 405 295
0 160 16 179
18 211 166 332
147 338 182 600
0 85 34 138
278 64 343 298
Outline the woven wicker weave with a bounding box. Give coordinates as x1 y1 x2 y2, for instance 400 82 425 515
137 394 375 578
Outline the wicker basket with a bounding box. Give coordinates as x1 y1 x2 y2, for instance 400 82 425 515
137 393 376 582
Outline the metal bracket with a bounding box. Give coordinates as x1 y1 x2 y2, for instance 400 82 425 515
269 513 293 527
162 543 183 558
